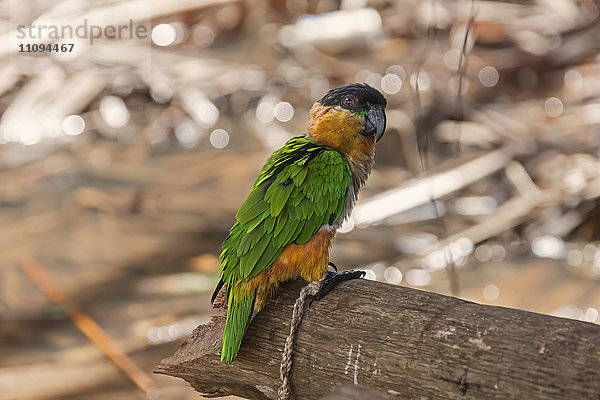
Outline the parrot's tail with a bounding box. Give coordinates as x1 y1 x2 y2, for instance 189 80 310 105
221 290 255 364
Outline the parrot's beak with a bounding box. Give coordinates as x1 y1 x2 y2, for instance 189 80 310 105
361 105 387 143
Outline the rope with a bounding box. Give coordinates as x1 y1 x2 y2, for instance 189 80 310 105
277 279 324 400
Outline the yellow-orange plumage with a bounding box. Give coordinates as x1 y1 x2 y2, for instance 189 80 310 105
231 230 335 312
308 103 376 164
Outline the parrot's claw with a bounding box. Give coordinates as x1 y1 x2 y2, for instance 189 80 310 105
309 269 366 307
328 262 338 272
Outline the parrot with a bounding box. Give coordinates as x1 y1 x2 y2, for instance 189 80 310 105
212 83 387 364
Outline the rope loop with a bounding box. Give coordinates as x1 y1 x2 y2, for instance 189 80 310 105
277 279 323 400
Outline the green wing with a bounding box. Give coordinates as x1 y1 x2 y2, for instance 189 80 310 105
220 135 351 286
216 135 351 363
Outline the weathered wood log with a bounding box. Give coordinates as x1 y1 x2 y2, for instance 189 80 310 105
155 279 600 399
320 385 397 400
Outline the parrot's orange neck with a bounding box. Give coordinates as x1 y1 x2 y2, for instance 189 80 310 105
307 103 376 165
306 102 376 231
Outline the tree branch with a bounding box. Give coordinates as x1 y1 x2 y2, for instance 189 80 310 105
155 279 600 399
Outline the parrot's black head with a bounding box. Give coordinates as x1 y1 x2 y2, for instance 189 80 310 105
308 83 388 162
319 83 387 114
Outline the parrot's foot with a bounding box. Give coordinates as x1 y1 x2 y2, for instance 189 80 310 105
309 269 365 307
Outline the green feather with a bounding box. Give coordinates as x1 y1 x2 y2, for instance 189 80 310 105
351 109 368 117
235 189 264 220
263 215 276 233
221 291 255 364
216 135 351 363
268 181 294 216
236 198 269 224
242 233 269 277
292 165 308 185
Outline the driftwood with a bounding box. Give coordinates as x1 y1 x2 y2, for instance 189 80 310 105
156 279 600 399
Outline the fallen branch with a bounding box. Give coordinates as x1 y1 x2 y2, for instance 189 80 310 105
156 279 600 399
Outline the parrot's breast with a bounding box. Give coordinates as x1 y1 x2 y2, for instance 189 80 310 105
271 228 335 282
240 229 335 312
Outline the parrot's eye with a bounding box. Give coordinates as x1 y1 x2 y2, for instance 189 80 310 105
342 96 355 108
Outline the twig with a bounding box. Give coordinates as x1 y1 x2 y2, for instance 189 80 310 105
18 258 157 397
453 0 477 153
409 0 461 295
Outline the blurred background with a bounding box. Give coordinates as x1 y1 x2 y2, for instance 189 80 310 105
1 0 600 399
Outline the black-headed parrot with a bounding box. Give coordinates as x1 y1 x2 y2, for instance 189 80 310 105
212 83 387 364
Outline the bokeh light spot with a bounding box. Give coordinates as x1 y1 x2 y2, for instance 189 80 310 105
567 249 583 266
475 245 492 262
479 66 499 88
210 128 229 149
152 24 177 46
192 25 215 48
532 235 565 258
585 308 598 322
62 115 85 136
383 267 402 284
99 96 129 128
274 102 294 122
256 95 278 123
175 119 204 148
483 284 499 301
443 49 460 71
381 73 402 94
544 97 563 118
564 69 583 91
410 72 431 92
151 82 174 104
385 65 406 81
